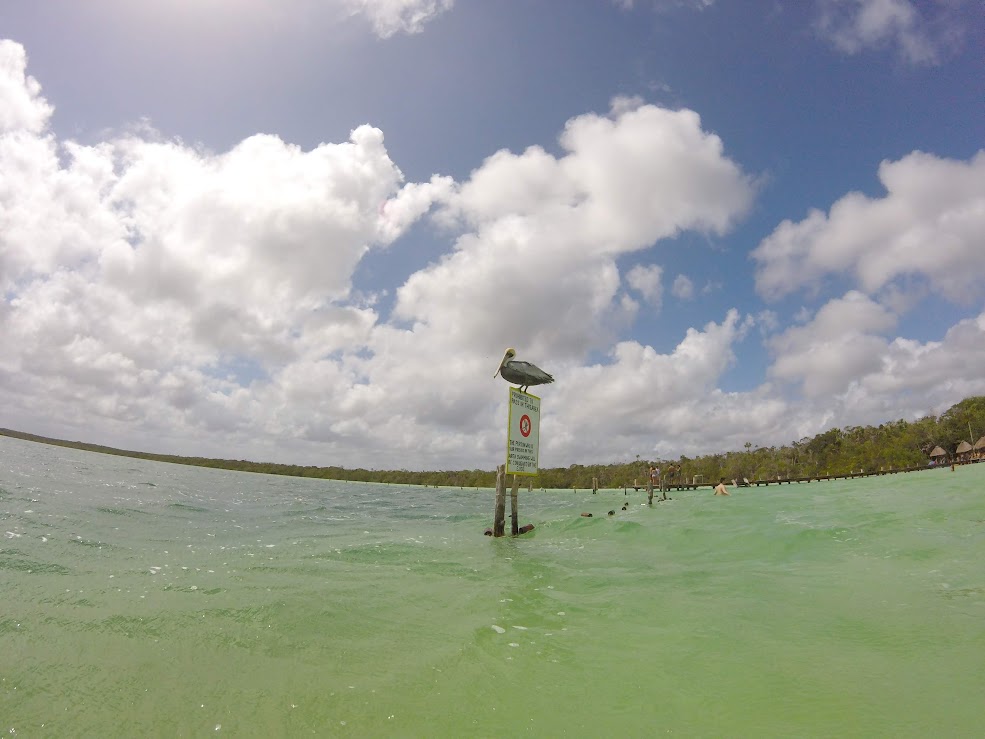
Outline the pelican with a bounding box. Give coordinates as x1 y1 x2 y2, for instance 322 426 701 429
494 348 554 393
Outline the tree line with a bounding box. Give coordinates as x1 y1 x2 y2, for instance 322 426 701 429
2 396 983 489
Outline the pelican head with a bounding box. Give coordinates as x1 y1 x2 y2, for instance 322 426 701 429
494 347 517 377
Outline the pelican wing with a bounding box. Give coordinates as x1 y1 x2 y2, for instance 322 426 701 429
500 360 554 386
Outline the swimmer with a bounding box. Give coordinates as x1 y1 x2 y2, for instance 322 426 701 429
607 510 615 516
580 512 593 517
713 478 730 496
518 524 535 534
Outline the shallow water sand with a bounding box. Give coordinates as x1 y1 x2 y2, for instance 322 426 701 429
2 435 984 736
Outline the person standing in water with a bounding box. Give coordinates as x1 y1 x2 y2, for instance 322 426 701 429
713 478 730 496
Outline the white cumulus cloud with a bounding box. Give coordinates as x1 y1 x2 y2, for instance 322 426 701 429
767 291 897 397
752 150 985 304
345 0 455 38
671 274 695 300
627 264 664 307
0 40 51 133
399 98 755 362
816 0 940 63
767 308 985 434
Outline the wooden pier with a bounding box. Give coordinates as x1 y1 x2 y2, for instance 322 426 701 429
656 461 964 492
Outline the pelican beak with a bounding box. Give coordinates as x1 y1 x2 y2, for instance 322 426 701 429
495 350 509 377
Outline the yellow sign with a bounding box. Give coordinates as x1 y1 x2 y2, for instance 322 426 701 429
506 387 540 476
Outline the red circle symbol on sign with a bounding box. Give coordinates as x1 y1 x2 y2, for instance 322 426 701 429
519 414 531 437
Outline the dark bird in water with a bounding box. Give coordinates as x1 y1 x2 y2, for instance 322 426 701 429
494 347 554 393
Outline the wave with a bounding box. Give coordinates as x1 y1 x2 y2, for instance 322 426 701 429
166 502 208 513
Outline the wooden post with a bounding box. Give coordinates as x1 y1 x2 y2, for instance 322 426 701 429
646 477 653 504
493 464 506 537
510 474 520 536
592 477 598 493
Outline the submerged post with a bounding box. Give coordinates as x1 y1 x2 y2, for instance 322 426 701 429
510 474 520 536
493 464 506 537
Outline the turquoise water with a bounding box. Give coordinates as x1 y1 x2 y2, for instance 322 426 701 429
2 435 984 737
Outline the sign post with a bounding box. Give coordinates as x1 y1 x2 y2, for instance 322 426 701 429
506 387 541 476
492 388 542 537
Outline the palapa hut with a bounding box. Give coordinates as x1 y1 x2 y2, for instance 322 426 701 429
929 446 948 464
974 436 985 461
954 440 974 463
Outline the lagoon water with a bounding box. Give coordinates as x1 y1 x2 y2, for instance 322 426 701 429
2 434 984 737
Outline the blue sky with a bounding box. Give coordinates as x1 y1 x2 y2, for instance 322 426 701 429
0 0 983 470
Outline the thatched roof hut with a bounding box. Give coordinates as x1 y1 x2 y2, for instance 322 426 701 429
955 441 974 460
929 446 947 458
974 436 985 451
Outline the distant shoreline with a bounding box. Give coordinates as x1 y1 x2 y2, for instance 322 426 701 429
0 427 499 488
3 395 982 489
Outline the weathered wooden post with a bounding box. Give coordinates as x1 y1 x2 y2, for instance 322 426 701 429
510 474 520 536
646 475 653 504
493 464 506 537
